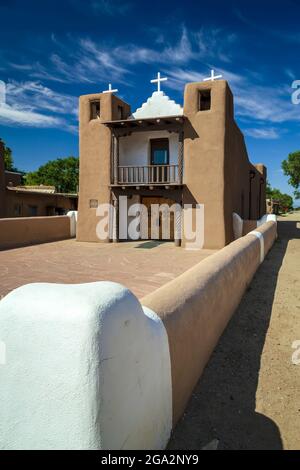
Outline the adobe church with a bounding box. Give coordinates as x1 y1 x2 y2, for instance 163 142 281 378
77 73 266 249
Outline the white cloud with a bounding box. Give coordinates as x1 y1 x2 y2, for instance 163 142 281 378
234 83 300 124
9 26 237 87
0 103 63 127
244 128 280 139
112 27 195 66
0 80 77 132
164 64 300 126
194 28 237 63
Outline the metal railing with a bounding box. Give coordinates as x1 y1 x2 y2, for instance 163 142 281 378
116 165 180 185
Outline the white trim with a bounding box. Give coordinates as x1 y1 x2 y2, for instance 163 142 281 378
133 91 183 119
67 211 77 237
232 212 243 240
249 230 264 263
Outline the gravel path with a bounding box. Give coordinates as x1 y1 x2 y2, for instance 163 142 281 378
168 212 300 450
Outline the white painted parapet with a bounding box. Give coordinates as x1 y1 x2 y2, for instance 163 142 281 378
257 214 277 226
67 210 77 237
232 212 243 240
233 213 277 240
0 282 172 450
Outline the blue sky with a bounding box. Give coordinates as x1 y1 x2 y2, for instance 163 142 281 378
0 0 299 200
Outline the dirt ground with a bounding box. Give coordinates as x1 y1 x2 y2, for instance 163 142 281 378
0 239 216 300
168 212 300 450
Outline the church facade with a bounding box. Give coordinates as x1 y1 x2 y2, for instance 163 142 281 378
77 75 266 249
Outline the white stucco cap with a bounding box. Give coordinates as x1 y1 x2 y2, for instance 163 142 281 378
133 91 183 119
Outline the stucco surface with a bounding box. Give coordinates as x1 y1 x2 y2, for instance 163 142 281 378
77 92 131 242
142 222 277 424
0 215 72 250
0 281 172 450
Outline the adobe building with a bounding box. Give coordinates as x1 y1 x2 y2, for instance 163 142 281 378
77 74 266 249
0 142 78 218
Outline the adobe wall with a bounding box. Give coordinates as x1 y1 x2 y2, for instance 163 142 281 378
182 80 228 249
0 142 6 218
0 220 277 449
5 171 22 187
0 215 73 250
142 220 277 425
4 191 77 217
77 92 131 242
223 88 267 243
182 80 267 249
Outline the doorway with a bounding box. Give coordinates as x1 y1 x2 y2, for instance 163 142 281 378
141 196 175 241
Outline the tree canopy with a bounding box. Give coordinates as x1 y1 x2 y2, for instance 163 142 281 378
282 151 300 199
266 181 293 213
25 157 79 193
0 138 14 171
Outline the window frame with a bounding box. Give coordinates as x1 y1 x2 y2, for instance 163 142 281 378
150 138 170 166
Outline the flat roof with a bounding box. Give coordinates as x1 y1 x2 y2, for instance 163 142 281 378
6 186 78 198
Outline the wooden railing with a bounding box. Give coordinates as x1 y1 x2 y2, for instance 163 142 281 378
115 165 180 185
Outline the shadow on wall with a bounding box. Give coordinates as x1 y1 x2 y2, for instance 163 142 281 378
168 219 300 450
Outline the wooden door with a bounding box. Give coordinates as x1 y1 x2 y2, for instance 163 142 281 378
141 197 175 240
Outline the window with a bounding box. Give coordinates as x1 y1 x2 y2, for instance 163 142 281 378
117 105 124 120
198 90 211 111
28 205 38 216
90 100 100 120
150 139 169 165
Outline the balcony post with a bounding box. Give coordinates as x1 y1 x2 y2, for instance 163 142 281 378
174 203 182 247
178 131 184 184
113 133 119 185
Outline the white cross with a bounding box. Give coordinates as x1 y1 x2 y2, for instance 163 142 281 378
150 72 168 92
203 69 223 82
103 83 118 94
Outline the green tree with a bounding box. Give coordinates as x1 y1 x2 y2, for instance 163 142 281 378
25 156 79 193
266 180 273 199
268 186 293 213
0 138 14 170
282 151 300 199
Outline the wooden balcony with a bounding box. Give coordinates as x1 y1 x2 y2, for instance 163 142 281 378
113 165 181 186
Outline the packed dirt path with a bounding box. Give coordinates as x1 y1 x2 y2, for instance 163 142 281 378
169 212 300 450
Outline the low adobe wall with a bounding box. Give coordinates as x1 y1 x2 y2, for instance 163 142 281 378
233 212 277 239
0 220 277 449
0 212 77 250
142 220 277 425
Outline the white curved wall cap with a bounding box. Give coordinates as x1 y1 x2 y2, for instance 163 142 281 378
0 281 172 450
67 210 78 221
266 214 277 223
133 91 183 119
232 212 243 240
249 230 264 263
67 211 77 237
257 214 277 227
